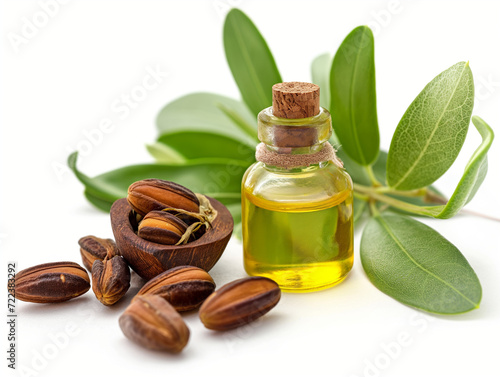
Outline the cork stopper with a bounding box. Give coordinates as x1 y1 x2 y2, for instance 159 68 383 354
272 82 320 119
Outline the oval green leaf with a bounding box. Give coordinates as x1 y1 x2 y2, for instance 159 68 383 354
154 130 256 162
224 8 282 117
68 152 246 212
156 92 257 145
361 213 481 314
387 62 474 190
420 115 494 218
330 26 380 166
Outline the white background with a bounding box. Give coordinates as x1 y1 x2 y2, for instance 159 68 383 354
1 1 499 376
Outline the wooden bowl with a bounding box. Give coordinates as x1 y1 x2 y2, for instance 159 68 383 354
110 197 233 281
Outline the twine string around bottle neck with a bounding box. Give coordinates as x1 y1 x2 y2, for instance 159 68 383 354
255 142 343 169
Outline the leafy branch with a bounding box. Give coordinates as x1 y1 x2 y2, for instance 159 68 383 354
69 9 494 315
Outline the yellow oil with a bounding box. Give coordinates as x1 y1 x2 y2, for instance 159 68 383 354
242 186 353 292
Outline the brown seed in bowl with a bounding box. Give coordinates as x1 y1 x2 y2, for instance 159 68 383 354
137 211 189 245
110 197 233 280
127 179 200 216
199 276 281 331
137 266 215 311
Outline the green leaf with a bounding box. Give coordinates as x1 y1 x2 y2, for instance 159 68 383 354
145 142 187 164
387 62 474 190
156 92 257 145
84 190 118 212
311 53 332 109
224 8 282 117
68 152 246 212
419 116 494 218
361 213 481 314
330 26 379 166
155 131 256 162
216 102 258 141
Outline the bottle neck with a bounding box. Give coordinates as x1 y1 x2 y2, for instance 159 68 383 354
257 106 333 150
256 106 335 172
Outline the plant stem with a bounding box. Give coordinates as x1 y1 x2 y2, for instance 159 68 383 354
364 165 381 187
375 186 426 198
355 183 500 221
369 200 380 217
360 184 445 204
459 209 500 222
354 183 434 216
354 191 370 201
354 176 500 223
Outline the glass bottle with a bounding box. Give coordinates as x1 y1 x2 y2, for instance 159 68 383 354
241 82 353 292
